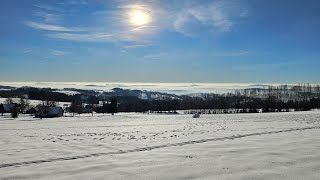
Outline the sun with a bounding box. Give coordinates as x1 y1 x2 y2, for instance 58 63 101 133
129 9 151 26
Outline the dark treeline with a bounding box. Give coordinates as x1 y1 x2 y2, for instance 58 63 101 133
1 84 320 114
0 87 74 102
186 84 320 113
0 87 102 105
108 84 320 113
115 97 181 113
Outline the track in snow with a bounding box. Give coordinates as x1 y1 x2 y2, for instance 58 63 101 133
1 126 319 169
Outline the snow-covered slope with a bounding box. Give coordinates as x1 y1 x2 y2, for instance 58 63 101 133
0 98 71 107
0 111 320 179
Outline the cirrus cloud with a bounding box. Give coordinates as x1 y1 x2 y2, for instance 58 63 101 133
24 21 84 32
24 0 248 44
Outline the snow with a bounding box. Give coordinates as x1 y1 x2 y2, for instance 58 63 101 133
0 111 320 179
0 98 71 107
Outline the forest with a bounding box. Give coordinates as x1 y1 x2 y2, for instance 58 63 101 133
1 84 320 115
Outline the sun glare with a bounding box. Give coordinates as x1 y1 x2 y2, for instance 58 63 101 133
129 9 151 26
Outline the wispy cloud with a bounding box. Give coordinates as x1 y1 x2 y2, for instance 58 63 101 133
25 0 248 44
24 21 84 32
47 32 114 42
214 51 250 57
123 44 153 49
23 49 33 54
33 11 62 23
173 0 247 35
49 49 66 56
34 4 60 12
58 0 88 6
143 52 169 60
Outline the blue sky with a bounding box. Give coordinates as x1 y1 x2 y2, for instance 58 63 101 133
0 0 320 83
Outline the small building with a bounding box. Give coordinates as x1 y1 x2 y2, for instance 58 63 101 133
47 107 64 117
26 107 37 114
35 107 64 118
3 104 17 113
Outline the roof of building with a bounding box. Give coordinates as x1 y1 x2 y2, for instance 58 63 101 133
3 104 16 112
48 107 63 115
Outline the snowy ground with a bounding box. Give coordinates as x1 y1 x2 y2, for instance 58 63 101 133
0 111 320 179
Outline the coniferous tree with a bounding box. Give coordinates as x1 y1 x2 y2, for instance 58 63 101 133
0 104 5 116
110 97 118 115
11 106 20 118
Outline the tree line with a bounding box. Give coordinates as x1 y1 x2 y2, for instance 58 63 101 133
103 84 320 113
1 84 320 117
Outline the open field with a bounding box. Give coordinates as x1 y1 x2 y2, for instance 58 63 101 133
1 111 320 179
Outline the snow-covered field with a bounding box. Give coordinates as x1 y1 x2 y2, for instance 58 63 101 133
1 111 320 179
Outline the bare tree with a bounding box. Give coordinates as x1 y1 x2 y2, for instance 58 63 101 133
19 98 30 114
36 101 50 119
70 100 83 116
5 97 14 104
45 101 57 107
11 106 20 118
